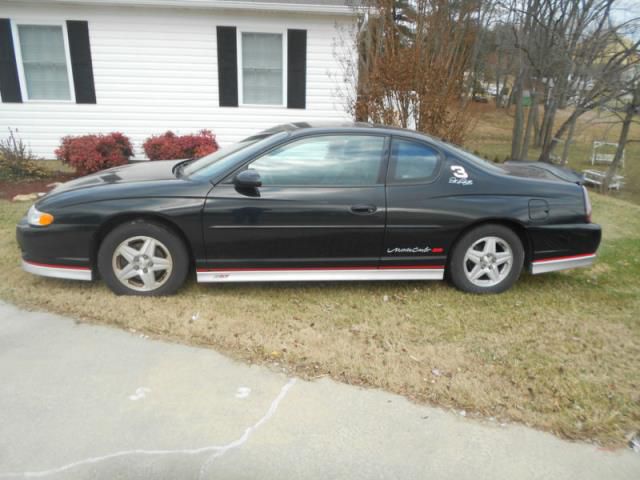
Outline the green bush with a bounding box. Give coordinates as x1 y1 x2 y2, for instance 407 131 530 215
0 129 48 180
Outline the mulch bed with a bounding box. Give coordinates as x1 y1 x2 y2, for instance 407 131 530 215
0 174 77 201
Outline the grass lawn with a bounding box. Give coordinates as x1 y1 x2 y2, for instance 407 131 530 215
1 193 639 447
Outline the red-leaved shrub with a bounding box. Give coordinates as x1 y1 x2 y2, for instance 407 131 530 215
143 130 219 161
55 132 134 175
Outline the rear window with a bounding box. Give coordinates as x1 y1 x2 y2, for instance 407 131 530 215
441 142 505 174
389 139 440 183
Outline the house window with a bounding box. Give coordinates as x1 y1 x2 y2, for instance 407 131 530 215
17 24 72 101
241 32 284 106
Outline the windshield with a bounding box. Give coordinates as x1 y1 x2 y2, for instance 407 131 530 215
183 139 259 179
184 132 289 180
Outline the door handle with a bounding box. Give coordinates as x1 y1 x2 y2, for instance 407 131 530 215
350 204 377 215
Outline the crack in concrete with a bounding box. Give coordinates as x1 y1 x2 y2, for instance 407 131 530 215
0 378 296 479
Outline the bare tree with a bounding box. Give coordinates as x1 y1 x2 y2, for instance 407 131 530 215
602 74 640 191
541 32 639 163
344 0 484 143
503 0 639 162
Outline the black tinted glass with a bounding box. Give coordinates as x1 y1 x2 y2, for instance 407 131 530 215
390 139 440 183
249 135 386 186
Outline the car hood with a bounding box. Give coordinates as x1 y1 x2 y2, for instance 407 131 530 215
48 160 183 196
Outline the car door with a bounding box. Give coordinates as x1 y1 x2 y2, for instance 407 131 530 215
201 133 389 270
383 136 448 268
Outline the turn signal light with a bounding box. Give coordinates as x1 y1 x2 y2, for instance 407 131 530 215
38 213 54 226
27 205 55 227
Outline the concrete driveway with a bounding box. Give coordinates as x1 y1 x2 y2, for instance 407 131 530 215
0 301 638 479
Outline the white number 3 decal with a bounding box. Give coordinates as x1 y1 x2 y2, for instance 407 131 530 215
450 165 468 179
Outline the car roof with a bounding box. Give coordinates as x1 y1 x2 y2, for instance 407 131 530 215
250 121 443 143
249 123 513 178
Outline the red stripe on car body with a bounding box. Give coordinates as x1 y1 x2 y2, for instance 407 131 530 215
24 260 91 271
196 265 445 273
532 253 595 263
379 265 444 270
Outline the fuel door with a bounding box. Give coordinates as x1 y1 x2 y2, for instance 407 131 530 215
529 199 550 221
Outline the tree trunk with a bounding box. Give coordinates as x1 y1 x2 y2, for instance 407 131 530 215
521 91 537 161
511 73 525 160
602 88 638 192
540 97 558 161
535 84 550 148
560 115 577 166
539 107 584 163
355 23 370 122
532 101 540 145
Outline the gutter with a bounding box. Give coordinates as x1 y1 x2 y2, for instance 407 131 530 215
12 0 358 15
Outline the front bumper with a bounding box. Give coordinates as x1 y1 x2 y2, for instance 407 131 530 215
22 260 93 281
17 216 94 281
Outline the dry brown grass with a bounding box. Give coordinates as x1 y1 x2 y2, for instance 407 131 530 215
1 194 639 447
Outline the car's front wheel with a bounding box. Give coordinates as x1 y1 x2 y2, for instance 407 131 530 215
449 224 524 294
98 220 189 296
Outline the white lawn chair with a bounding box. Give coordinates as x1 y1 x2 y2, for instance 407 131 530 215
582 169 625 190
591 141 624 167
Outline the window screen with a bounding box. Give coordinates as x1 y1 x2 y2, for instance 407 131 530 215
18 25 71 100
242 32 283 105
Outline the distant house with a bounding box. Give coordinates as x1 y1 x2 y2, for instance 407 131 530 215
0 0 355 158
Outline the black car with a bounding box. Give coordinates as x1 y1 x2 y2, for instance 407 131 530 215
17 122 601 296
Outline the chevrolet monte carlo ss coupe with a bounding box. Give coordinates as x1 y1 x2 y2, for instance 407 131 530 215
17 122 601 296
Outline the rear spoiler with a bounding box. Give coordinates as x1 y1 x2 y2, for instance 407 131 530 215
504 161 584 185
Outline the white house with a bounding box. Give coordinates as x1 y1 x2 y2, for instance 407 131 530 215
0 0 356 158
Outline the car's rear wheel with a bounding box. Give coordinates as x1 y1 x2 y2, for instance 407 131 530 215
449 224 524 294
98 220 189 296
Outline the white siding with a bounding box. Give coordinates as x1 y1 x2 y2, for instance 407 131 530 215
0 2 355 158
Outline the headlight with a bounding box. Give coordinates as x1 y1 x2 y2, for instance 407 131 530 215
27 205 54 227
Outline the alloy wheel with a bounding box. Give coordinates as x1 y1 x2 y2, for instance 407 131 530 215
463 236 513 288
111 235 173 292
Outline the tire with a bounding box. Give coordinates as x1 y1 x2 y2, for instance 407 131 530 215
97 220 189 296
448 224 524 294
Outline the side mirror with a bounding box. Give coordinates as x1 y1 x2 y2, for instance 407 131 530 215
234 169 262 189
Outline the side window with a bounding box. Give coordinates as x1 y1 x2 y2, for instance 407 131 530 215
389 138 440 184
248 135 386 186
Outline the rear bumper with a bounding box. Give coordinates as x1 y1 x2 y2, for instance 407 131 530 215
527 222 601 274
530 253 596 275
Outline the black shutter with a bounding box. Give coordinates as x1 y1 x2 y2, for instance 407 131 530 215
0 19 22 103
217 26 238 107
287 29 306 109
66 20 96 104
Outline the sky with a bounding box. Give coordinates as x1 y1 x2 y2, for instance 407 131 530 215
611 0 640 38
